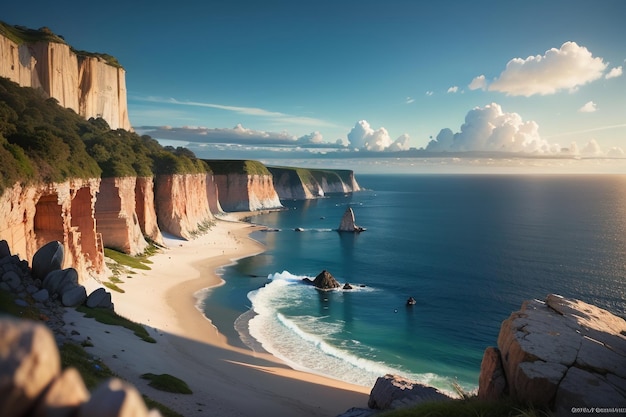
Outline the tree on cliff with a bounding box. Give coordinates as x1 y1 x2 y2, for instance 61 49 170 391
0 77 208 194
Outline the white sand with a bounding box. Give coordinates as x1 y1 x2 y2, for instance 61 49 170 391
65 216 369 417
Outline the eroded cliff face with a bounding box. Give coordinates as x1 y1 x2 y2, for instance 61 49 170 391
134 177 164 245
205 174 223 215
155 174 213 239
95 177 148 256
268 167 361 200
0 35 131 130
214 174 283 212
0 179 106 283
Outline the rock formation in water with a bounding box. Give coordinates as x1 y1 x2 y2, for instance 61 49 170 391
0 23 131 130
305 270 341 290
337 207 365 232
478 294 626 415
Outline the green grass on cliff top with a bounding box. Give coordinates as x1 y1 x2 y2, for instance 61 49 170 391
204 159 270 176
378 398 550 417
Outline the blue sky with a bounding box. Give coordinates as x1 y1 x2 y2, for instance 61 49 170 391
4 0 626 167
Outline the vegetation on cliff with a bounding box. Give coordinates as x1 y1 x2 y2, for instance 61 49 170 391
0 77 208 194
204 159 270 176
0 21 122 68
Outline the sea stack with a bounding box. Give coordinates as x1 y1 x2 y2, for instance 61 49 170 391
337 207 366 232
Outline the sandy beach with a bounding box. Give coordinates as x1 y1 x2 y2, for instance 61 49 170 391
64 215 369 417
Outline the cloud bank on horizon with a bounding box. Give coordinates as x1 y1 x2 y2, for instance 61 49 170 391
139 40 624 158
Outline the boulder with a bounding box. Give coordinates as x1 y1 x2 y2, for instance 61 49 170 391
32 289 50 303
61 286 87 307
479 294 626 412
32 368 89 417
368 374 452 410
311 270 341 290
78 378 149 417
0 318 61 417
32 241 64 281
86 288 108 308
478 346 507 401
43 268 79 296
343 283 353 290
2 270 21 290
0 239 10 258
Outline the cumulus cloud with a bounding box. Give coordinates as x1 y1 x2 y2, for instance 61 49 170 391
578 101 597 113
606 66 623 79
347 120 411 152
468 75 487 91
447 86 459 93
581 139 603 156
425 103 560 153
607 147 625 157
297 131 324 144
488 42 607 96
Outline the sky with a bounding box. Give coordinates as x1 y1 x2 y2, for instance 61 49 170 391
3 1 626 172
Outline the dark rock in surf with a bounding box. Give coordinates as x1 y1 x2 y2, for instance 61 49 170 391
337 207 366 233
310 270 341 290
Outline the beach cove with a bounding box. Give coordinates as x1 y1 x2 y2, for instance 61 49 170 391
64 215 369 417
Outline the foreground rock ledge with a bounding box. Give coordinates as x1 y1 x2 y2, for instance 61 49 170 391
479 294 626 416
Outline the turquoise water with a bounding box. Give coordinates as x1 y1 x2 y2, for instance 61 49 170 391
202 174 626 393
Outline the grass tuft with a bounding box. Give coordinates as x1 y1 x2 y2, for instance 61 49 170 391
76 305 156 343
141 373 193 394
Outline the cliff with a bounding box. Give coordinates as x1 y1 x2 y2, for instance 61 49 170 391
205 160 283 212
0 178 106 281
155 173 214 239
267 166 361 200
0 22 131 130
479 294 626 415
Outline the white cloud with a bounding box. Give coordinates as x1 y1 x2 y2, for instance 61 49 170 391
405 96 415 104
426 103 560 153
606 66 623 79
581 139 603 156
347 120 411 152
488 42 607 96
468 75 487 91
447 86 459 93
426 91 434 96
297 131 324 144
607 147 625 157
578 101 597 113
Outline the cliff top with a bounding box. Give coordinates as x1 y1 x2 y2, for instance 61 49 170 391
0 21 122 69
204 160 269 176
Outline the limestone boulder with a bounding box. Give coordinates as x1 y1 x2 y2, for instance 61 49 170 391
32 241 64 281
32 289 50 303
368 374 452 410
0 318 61 417
43 268 79 296
2 270 22 290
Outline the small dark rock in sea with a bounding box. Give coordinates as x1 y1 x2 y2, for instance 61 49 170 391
343 283 353 290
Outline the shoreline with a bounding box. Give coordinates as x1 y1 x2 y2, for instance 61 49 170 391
65 215 369 417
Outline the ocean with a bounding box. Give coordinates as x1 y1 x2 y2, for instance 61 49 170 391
201 174 626 394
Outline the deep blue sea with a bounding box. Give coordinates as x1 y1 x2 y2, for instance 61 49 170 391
201 174 626 394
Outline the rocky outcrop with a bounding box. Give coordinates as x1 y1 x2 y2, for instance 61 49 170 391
0 28 131 130
95 177 149 255
0 317 161 417
337 207 366 232
478 294 626 415
214 173 282 212
155 173 213 239
206 173 224 215
134 177 164 245
0 179 106 283
305 270 341 290
269 166 361 200
368 374 452 410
